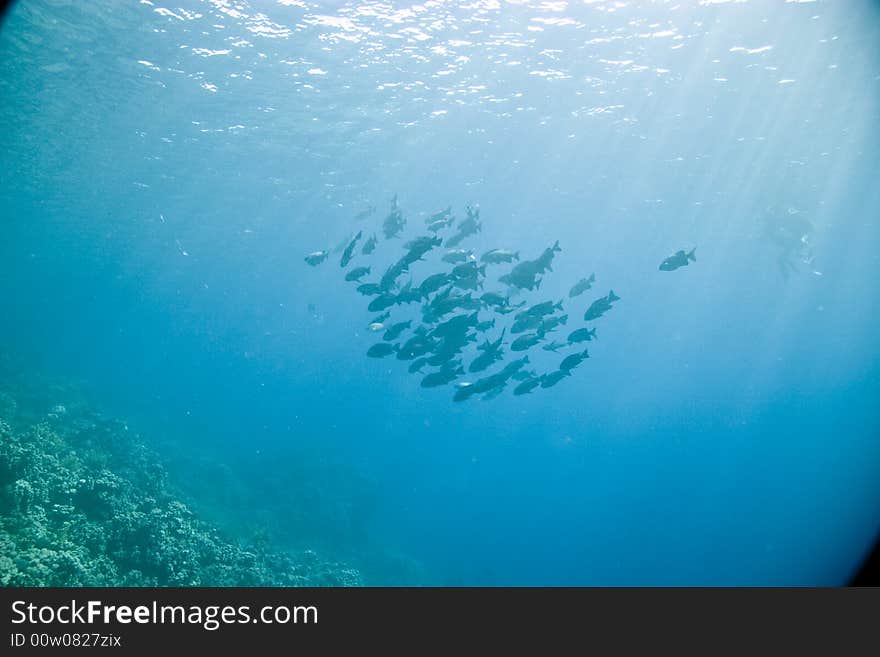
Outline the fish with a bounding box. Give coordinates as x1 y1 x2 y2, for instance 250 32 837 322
419 273 451 297
511 332 543 352
559 348 589 372
369 311 391 325
510 369 536 382
540 370 570 388
583 290 620 321
379 259 409 292
402 235 442 264
345 266 371 282
304 250 329 266
394 281 424 305
383 194 406 239
445 205 482 248
426 206 453 224
367 342 397 358
541 340 567 352
452 275 482 291
454 355 529 401
514 378 541 396
368 293 397 312
383 320 412 342
450 261 486 280
510 315 543 334
421 363 464 388
539 314 568 334
659 248 696 271
469 329 506 373
356 282 382 296
533 240 561 274
568 274 596 298
480 291 509 308
567 327 597 343
497 243 558 291
481 249 520 264
476 318 496 332
397 334 437 360
442 249 474 264
408 357 430 373
516 300 564 320
482 386 506 401
361 234 378 255
340 230 363 268
426 217 455 233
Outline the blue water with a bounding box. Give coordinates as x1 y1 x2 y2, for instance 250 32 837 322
2 0 880 585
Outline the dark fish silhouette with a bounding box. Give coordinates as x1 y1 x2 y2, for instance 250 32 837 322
383 194 406 239
567 327 597 343
357 282 382 296
361 234 378 255
569 274 596 298
540 370 570 388
559 348 589 372
583 290 620 321
345 266 371 282
659 248 696 271
340 231 363 268
367 342 397 358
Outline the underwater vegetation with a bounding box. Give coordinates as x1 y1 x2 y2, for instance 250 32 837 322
0 387 361 587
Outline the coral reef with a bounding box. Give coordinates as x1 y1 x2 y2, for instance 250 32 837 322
0 392 361 586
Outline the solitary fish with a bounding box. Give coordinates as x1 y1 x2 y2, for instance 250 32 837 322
659 248 696 271
568 274 596 298
304 250 329 266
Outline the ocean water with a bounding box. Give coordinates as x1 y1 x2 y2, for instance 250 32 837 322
1 0 879 585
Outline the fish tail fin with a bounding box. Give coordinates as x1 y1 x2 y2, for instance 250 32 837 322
555 300 564 311
553 240 561 252
589 273 595 283
560 315 568 325
608 290 620 302
688 247 696 262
